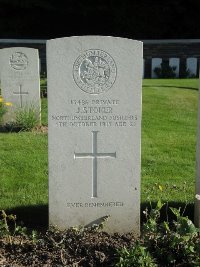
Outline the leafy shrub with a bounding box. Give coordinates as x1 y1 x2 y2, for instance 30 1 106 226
154 61 176 78
15 104 40 131
142 201 200 266
116 242 157 267
116 200 200 266
180 65 191 78
0 210 37 244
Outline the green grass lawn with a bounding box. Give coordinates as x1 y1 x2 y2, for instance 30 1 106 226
0 132 48 207
142 79 198 205
0 79 199 222
41 98 47 126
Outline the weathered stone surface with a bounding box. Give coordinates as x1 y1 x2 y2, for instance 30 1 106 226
48 36 143 234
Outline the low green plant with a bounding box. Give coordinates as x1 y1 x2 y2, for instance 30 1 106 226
142 201 200 266
0 98 6 124
116 242 157 267
15 104 40 131
116 198 200 267
0 210 16 238
0 96 12 125
0 210 21 244
0 210 38 244
31 229 38 242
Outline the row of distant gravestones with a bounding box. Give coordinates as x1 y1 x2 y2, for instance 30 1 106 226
150 57 198 78
0 47 40 124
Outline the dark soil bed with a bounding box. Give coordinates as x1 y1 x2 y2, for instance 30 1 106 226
0 228 135 266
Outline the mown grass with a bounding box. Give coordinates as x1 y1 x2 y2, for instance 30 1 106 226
0 132 48 208
142 79 198 204
0 79 199 223
0 98 48 212
143 78 199 89
41 98 47 126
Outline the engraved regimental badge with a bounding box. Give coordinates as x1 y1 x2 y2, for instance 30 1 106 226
9 52 28 70
73 49 117 94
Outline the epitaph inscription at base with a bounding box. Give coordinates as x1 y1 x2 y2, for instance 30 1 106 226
48 36 143 234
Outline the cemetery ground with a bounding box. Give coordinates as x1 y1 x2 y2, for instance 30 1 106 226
0 79 200 266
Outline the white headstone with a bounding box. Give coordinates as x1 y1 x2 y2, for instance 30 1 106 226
187 57 197 77
169 58 180 77
152 58 162 78
195 78 200 227
0 47 41 122
48 36 142 234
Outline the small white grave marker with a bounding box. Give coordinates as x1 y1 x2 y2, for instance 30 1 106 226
0 47 41 122
169 58 180 77
187 57 197 77
152 58 162 78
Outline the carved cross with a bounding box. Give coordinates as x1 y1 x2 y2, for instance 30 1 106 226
13 84 28 108
74 131 116 198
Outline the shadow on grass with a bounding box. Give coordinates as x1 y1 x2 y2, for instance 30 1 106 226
0 125 22 133
141 201 194 224
143 85 198 91
5 202 194 232
6 204 48 232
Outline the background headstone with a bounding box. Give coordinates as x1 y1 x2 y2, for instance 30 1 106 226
0 47 41 122
48 36 142 234
151 58 162 78
169 58 180 77
187 57 197 77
